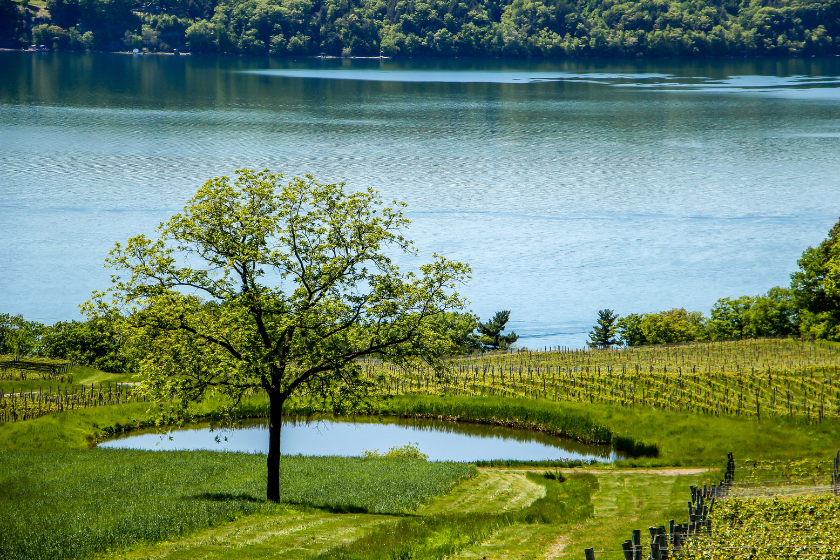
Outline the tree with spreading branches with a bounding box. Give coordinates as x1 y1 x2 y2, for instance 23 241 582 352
87 169 470 502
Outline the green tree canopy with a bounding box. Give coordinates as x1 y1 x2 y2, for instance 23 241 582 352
0 313 44 357
617 308 706 346
88 169 470 501
707 288 798 341
616 312 646 347
791 217 840 340
39 313 128 372
586 308 618 348
475 310 518 350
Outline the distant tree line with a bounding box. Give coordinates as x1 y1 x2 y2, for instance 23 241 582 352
2 0 838 57
0 312 129 372
588 216 840 347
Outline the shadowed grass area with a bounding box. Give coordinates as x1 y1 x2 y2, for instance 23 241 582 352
0 449 474 560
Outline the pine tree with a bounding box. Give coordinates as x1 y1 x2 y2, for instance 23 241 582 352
587 309 619 348
476 310 519 350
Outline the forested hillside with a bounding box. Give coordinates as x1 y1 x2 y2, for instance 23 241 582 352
1 0 839 59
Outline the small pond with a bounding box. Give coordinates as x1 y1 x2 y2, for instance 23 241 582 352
99 416 623 462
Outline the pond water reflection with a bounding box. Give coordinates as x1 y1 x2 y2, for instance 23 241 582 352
99 416 622 462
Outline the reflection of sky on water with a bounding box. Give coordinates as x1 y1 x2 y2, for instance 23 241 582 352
240 69 840 99
99 418 620 462
239 69 673 83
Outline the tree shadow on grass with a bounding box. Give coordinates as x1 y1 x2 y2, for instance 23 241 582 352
190 494 421 517
192 492 265 503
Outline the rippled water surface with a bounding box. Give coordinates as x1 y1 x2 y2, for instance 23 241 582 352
98 416 621 462
2 54 840 346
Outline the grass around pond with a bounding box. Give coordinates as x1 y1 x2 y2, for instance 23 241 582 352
0 449 475 560
3 339 840 559
382 395 840 466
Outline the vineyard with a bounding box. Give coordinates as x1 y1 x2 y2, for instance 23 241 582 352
581 455 840 560
365 339 840 423
678 456 840 560
0 355 141 423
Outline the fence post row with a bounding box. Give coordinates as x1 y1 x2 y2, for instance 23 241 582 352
584 449 840 560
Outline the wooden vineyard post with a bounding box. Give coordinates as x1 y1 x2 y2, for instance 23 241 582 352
833 450 839 497
584 548 595 560
632 528 642 560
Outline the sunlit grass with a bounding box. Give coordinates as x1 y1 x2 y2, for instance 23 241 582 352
0 449 474 560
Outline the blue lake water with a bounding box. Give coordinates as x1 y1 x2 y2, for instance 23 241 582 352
98 416 621 462
2 53 839 347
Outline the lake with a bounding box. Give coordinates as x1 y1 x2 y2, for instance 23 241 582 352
2 53 839 347
98 415 621 462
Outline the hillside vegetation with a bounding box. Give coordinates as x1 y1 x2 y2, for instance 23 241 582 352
2 0 838 57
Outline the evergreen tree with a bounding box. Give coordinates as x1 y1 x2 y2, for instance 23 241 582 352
476 310 518 350
587 309 619 348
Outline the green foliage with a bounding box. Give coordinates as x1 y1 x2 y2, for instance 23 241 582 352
475 310 518 351
617 308 707 346
362 441 429 460
708 287 798 340
0 449 474 560
433 311 480 356
587 308 618 348
14 0 840 56
640 308 707 344
39 313 128 372
791 216 840 341
0 0 27 48
89 168 469 500
616 312 646 346
0 313 44 357
682 494 840 560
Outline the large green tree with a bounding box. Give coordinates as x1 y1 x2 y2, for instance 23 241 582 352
89 169 470 502
791 217 840 340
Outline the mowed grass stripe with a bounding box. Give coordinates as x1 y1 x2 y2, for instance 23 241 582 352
421 470 545 515
107 512 393 560
553 471 710 559
450 470 711 560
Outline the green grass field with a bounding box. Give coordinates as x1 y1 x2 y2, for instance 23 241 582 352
2 338 839 559
0 449 475 560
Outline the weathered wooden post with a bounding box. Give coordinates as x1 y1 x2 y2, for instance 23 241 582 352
622 540 634 560
584 547 595 560
632 529 642 560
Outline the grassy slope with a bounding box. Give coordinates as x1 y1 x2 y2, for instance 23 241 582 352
384 395 840 465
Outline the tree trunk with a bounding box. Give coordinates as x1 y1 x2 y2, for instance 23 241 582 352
266 389 284 502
